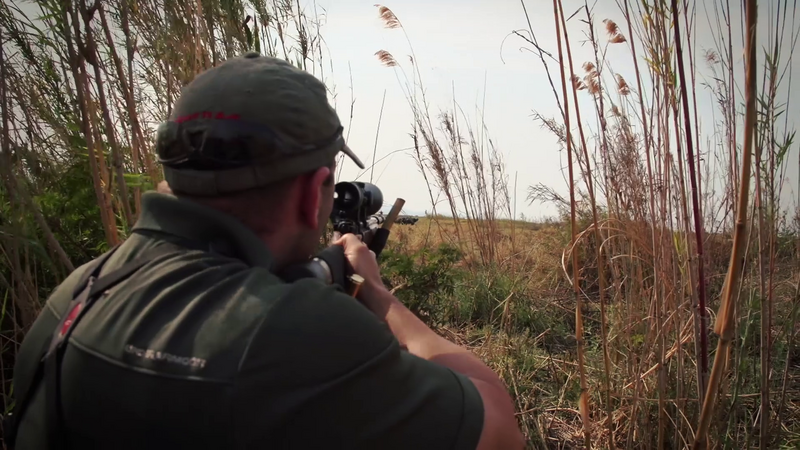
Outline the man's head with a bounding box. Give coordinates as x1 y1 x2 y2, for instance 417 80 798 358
154 52 364 267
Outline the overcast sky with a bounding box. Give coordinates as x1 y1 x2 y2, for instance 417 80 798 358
11 0 800 222
311 0 799 221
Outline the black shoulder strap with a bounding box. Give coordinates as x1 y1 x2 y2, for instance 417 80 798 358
2 244 121 448
4 242 182 449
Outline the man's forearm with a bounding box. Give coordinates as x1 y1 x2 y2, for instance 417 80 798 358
361 285 503 386
359 282 525 449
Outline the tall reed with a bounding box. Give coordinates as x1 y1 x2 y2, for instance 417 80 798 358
526 0 799 447
373 5 514 270
694 0 758 447
551 0 592 446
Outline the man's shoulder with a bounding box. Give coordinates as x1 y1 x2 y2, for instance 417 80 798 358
60 238 393 382
240 277 398 377
40 237 256 316
28 237 272 378
19 236 398 394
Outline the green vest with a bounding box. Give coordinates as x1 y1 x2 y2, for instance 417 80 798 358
10 192 484 449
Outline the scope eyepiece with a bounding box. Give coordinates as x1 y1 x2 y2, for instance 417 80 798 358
332 182 383 218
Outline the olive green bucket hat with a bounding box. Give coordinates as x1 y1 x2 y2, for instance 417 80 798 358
155 51 364 196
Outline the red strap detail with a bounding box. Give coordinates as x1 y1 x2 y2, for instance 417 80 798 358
59 303 83 339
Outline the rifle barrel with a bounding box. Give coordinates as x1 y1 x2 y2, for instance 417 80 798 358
382 199 405 231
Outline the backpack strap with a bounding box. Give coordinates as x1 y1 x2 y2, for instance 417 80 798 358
3 243 121 448
4 242 183 449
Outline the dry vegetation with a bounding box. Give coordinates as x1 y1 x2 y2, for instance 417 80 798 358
1 0 799 449
373 1 800 448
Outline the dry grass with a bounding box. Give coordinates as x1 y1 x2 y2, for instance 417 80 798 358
372 1 800 446
384 214 800 449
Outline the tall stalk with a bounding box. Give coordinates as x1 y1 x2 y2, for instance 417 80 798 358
622 1 658 443
80 0 134 229
552 0 591 446
62 0 119 245
775 275 800 445
670 0 709 398
98 2 142 215
754 120 769 450
1 28 47 328
557 2 612 447
694 0 758 447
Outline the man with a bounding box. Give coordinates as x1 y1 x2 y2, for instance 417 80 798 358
8 52 524 449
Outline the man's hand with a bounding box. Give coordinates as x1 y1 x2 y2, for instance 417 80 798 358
331 234 385 303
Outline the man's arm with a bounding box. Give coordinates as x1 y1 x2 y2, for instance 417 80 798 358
235 278 486 450
361 283 524 450
336 235 525 450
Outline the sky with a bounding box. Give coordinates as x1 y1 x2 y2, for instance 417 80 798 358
302 0 800 221
10 0 800 223
317 0 576 219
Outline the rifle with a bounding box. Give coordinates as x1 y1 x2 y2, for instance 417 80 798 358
279 181 404 296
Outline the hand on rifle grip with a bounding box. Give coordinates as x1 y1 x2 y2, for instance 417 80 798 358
331 233 383 300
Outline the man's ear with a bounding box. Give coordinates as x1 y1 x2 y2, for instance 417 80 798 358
298 166 332 230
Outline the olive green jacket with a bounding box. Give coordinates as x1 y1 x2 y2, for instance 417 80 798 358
11 192 484 449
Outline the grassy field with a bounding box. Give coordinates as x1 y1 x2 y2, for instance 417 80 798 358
380 216 800 449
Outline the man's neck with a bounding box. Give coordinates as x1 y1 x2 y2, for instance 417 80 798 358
158 181 302 270
260 232 302 270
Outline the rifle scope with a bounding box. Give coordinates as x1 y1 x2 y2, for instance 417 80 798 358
278 181 404 295
331 182 383 235
333 182 383 217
